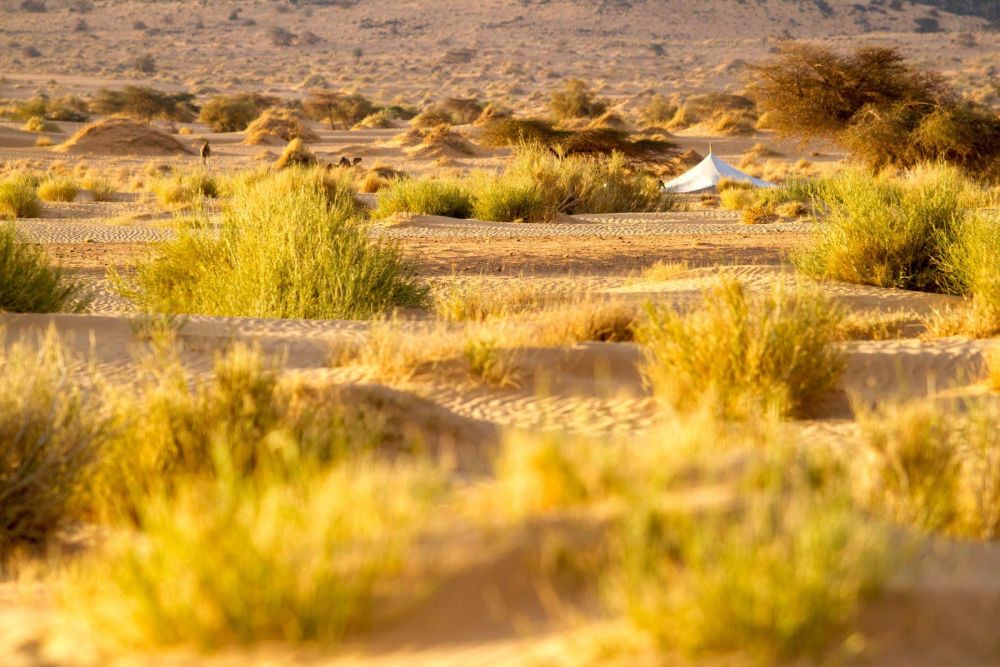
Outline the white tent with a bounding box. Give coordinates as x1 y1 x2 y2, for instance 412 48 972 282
662 150 775 193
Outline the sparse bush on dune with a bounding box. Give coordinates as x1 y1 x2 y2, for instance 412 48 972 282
64 341 444 648
352 110 394 130
372 178 473 219
120 167 426 319
0 329 105 557
198 93 275 132
88 344 389 521
550 79 608 120
856 399 1000 539
0 174 41 219
242 108 318 145
0 223 88 312
37 176 79 202
273 137 317 169
636 277 844 419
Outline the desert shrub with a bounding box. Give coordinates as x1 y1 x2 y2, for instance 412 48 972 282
530 300 640 345
88 344 392 520
268 26 295 46
636 277 844 418
463 337 519 387
794 165 972 291
352 110 394 129
719 188 754 210
243 108 317 144
37 176 79 202
148 169 218 207
198 93 274 132
617 445 889 660
482 147 668 221
432 281 548 322
23 115 57 133
90 86 196 123
416 98 483 127
478 119 676 163
469 172 545 223
273 138 317 169
0 224 87 312
303 91 374 130
81 176 116 201
639 95 677 127
120 167 426 319
934 212 1000 335
0 174 42 219
748 43 1000 174
856 399 1000 539
134 53 157 74
372 178 473 219
550 79 608 119
74 453 442 648
741 203 778 224
716 177 755 192
710 110 755 136
478 118 563 148
0 329 105 556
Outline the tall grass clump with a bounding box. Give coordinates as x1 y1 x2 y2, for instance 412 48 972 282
0 174 42 219
496 415 891 660
148 169 218 207
472 147 668 223
615 444 890 660
635 277 844 418
372 178 473 219
856 399 1000 539
119 168 427 319
73 460 441 649
0 329 106 556
932 212 1000 336
794 165 972 291
89 344 390 521
37 176 79 202
0 223 87 312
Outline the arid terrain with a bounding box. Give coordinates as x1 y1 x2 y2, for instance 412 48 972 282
1 1 999 666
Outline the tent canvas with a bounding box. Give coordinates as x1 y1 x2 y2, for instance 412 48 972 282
662 150 775 193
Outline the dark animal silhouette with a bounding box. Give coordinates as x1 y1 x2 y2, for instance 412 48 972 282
337 156 352 168
200 140 211 166
352 157 363 166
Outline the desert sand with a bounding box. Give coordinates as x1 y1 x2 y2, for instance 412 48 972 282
1 1 999 665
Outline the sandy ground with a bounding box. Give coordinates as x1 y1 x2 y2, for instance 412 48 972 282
0 2 998 663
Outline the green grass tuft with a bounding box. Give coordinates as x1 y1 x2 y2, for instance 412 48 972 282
119 167 428 319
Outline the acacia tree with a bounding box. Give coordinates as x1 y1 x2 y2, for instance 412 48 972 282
302 91 374 130
746 42 1000 175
